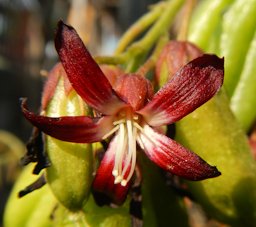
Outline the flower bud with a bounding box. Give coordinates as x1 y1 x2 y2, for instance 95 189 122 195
100 64 124 87
155 41 203 87
43 63 93 211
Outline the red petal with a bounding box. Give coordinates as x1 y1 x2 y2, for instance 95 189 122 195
55 21 125 115
139 54 224 126
93 135 131 205
114 74 152 110
138 125 221 180
100 65 124 87
21 99 113 143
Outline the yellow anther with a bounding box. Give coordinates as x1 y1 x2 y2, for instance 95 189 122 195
133 114 139 120
114 176 123 184
112 169 118 177
121 180 127 186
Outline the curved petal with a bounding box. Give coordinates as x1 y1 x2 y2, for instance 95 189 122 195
139 54 224 126
55 21 125 115
93 135 131 205
138 125 221 181
21 99 113 143
114 74 152 110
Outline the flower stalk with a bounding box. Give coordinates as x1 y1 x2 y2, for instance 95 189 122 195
122 0 185 71
95 0 185 70
114 2 167 54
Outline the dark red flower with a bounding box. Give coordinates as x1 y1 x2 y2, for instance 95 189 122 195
22 21 224 204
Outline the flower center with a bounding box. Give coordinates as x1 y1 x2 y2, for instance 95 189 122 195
102 109 144 186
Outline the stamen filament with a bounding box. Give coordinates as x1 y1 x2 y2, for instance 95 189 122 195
114 176 123 184
112 123 126 182
121 126 137 186
102 125 120 140
113 119 126 125
133 122 144 132
121 118 134 179
118 131 128 178
109 112 152 186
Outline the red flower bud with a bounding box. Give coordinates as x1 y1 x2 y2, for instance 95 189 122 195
156 41 203 87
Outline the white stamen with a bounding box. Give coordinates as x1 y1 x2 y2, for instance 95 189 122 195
121 179 127 186
121 118 134 179
113 123 126 179
133 122 144 132
108 112 151 186
112 169 118 176
123 126 137 183
114 175 123 184
113 119 126 125
102 125 120 140
118 130 128 176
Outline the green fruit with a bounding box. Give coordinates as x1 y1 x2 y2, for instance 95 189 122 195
4 164 57 227
45 78 93 211
231 30 256 132
220 0 256 96
188 0 234 51
175 90 256 225
139 153 189 227
53 195 131 227
83 196 131 227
